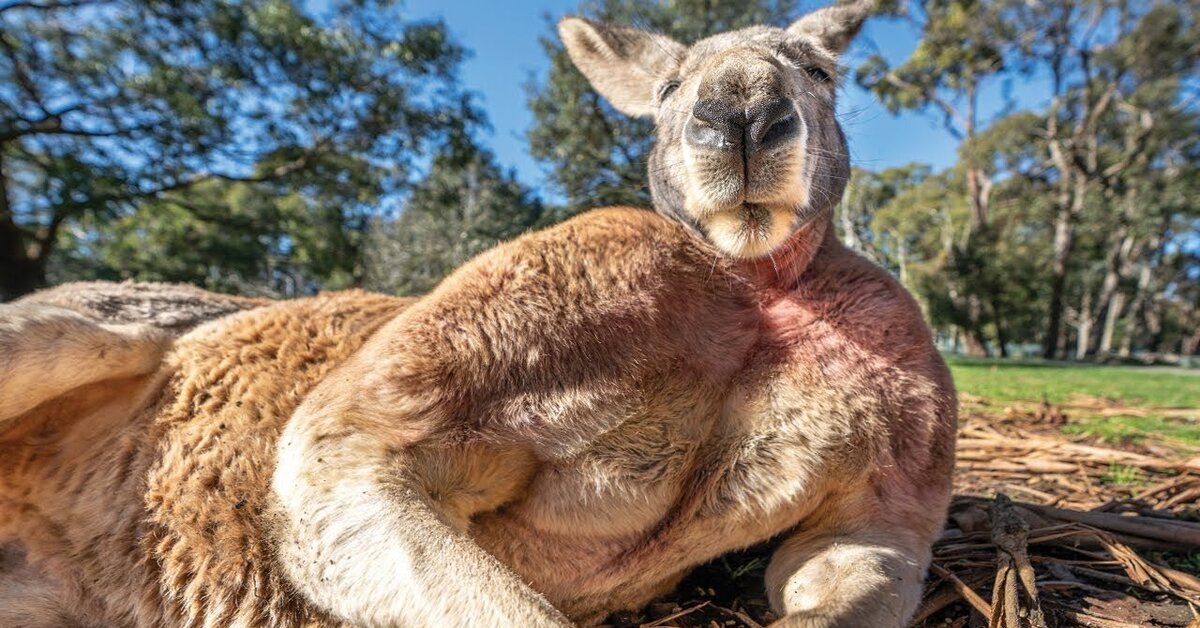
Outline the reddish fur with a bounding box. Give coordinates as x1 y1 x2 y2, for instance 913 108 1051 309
1 207 953 626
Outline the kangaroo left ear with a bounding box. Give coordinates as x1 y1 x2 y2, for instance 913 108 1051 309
787 0 874 56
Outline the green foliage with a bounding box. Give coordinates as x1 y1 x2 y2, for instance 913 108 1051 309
856 0 1011 138
1099 463 1144 486
526 0 798 221
50 177 364 295
846 0 1200 359
363 144 544 296
0 0 475 298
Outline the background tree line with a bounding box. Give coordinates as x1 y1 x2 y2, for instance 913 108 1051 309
2 0 1196 361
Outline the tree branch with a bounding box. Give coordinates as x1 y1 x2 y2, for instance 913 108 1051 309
134 138 334 199
880 71 966 141
0 31 48 114
0 0 104 15
0 110 151 142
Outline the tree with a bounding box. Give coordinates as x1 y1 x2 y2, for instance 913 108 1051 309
49 174 370 296
838 164 933 281
859 0 1199 359
855 0 1014 355
1007 0 1198 358
526 0 798 222
363 142 544 296
0 0 473 300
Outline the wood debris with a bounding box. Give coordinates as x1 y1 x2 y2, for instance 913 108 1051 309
603 408 1200 627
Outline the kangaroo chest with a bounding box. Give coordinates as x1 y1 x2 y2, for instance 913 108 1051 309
471 293 888 618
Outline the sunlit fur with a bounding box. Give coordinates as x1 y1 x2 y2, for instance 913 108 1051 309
0 3 955 628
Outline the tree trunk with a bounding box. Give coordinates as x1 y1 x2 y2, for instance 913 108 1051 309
1043 207 1073 359
0 153 48 301
961 329 990 358
1075 291 1094 361
1099 291 1124 355
1120 265 1152 359
965 168 987 232
1146 296 1165 353
1183 320 1200 356
966 294 991 357
990 295 1009 358
1089 225 1133 357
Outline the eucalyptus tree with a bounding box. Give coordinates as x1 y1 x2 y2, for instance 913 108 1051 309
0 0 472 299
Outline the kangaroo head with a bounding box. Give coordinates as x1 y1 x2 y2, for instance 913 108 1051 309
559 1 871 259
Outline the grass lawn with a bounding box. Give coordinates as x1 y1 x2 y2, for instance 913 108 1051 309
946 356 1200 447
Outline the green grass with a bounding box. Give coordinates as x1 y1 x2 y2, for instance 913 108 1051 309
946 357 1200 407
946 356 1200 447
721 556 766 580
1099 463 1145 486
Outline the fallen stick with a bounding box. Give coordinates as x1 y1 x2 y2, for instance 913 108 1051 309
929 563 993 618
642 602 709 627
1022 503 1200 548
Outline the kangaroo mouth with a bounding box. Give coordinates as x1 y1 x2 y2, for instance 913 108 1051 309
740 202 771 237
701 201 794 259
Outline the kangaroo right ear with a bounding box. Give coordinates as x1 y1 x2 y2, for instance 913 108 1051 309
558 17 684 118
787 0 874 56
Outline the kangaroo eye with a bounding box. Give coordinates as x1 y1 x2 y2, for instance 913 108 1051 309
658 79 681 102
804 66 831 84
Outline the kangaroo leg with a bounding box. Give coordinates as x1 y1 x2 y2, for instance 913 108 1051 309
0 303 171 424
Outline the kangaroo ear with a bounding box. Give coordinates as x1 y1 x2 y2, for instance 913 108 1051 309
787 0 874 56
558 17 684 118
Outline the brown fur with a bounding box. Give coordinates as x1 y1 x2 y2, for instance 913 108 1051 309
1 209 953 627
0 2 955 626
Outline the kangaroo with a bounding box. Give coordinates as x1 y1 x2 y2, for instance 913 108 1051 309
0 1 956 626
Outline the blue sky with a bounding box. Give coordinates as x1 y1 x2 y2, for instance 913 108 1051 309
400 0 1048 193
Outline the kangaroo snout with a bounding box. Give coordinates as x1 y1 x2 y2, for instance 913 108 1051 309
687 97 798 156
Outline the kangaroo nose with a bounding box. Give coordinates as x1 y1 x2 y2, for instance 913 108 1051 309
748 98 798 151
687 97 797 154
687 100 746 150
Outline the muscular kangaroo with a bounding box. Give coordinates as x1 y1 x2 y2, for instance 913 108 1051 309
0 2 956 626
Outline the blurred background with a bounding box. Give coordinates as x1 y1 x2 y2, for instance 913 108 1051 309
1 0 1197 364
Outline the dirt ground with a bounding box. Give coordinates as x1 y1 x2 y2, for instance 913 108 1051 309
603 398 1200 628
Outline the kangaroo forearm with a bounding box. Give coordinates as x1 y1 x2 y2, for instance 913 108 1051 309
273 409 569 627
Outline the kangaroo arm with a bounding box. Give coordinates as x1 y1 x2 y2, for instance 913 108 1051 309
270 209 720 625
273 404 569 628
